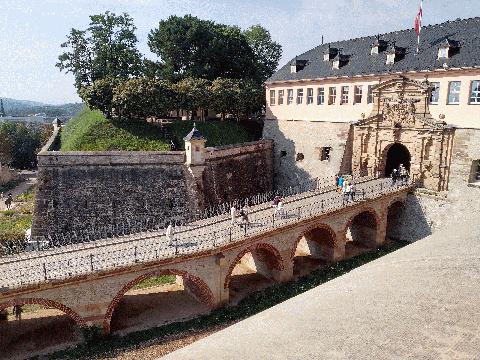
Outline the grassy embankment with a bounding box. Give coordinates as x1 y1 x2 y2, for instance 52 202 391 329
60 108 255 151
46 240 410 360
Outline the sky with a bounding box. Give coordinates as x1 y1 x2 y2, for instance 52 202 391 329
0 0 479 104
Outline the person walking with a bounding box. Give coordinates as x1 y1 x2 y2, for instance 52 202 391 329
391 168 398 186
275 199 284 219
350 182 357 202
240 205 250 225
338 175 344 192
230 205 237 225
166 223 174 245
5 193 13 210
12 304 22 321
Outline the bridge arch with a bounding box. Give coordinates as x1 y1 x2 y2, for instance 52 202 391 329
223 243 284 289
0 297 85 327
0 297 85 359
344 207 380 251
291 223 337 260
386 199 407 241
103 269 215 334
291 223 337 277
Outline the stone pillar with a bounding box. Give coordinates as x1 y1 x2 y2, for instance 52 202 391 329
273 249 294 283
215 253 230 306
333 230 346 261
376 213 388 246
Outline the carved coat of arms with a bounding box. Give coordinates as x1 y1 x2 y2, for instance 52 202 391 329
383 98 417 127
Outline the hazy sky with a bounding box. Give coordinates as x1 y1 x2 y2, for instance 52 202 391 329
0 0 479 104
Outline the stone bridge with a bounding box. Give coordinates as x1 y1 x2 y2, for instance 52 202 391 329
0 178 412 335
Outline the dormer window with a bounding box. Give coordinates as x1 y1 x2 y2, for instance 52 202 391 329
290 58 308 73
332 53 349 70
323 46 338 61
385 45 406 65
438 38 460 60
371 36 388 55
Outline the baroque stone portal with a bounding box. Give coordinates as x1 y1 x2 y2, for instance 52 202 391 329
352 77 455 192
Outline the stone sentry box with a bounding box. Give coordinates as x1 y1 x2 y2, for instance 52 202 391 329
31 126 273 243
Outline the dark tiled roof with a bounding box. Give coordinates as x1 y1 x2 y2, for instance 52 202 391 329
267 17 480 83
183 124 204 141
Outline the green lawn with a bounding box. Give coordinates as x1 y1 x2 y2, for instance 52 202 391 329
132 275 176 290
60 108 255 151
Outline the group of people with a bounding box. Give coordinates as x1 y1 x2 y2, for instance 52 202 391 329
391 164 409 186
1 192 13 210
336 174 357 203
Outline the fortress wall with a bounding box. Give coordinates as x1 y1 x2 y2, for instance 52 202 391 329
448 128 480 191
262 119 351 188
202 140 274 207
31 151 194 241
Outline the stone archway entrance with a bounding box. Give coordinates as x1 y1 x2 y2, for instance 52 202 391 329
352 77 455 192
384 143 411 177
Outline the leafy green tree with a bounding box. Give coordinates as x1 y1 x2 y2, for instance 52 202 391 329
148 15 257 81
112 78 175 121
174 78 211 120
78 77 119 118
237 80 265 118
0 122 50 169
243 25 282 83
210 78 241 120
57 12 143 117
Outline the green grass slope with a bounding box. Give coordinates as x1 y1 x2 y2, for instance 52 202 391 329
61 109 255 151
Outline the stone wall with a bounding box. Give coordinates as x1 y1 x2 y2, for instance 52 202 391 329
32 136 274 241
263 119 351 188
448 128 480 191
202 140 273 207
31 151 195 241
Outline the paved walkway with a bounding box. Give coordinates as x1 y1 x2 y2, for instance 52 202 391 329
0 178 409 289
0 171 37 211
162 188 480 360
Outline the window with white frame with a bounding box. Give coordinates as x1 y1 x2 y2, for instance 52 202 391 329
447 81 461 104
307 88 314 104
287 89 294 105
429 82 440 104
269 90 275 106
469 80 480 104
367 85 374 104
278 90 284 105
328 87 336 105
297 89 304 104
340 86 349 105
317 87 325 105
354 85 363 104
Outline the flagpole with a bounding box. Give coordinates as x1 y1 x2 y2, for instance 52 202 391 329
416 0 424 54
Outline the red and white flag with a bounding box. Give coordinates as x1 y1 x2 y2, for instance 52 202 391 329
414 0 424 53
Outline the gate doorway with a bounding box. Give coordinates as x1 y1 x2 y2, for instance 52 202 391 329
384 143 411 177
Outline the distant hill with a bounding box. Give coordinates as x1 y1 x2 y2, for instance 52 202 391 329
1 98 84 117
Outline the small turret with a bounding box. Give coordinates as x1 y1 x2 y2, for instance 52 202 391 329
184 123 206 166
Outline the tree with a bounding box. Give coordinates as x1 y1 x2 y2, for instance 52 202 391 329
174 78 211 120
57 12 143 117
210 78 241 120
237 80 265 118
112 78 175 121
243 25 282 83
148 15 257 81
78 77 119 118
0 122 50 169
